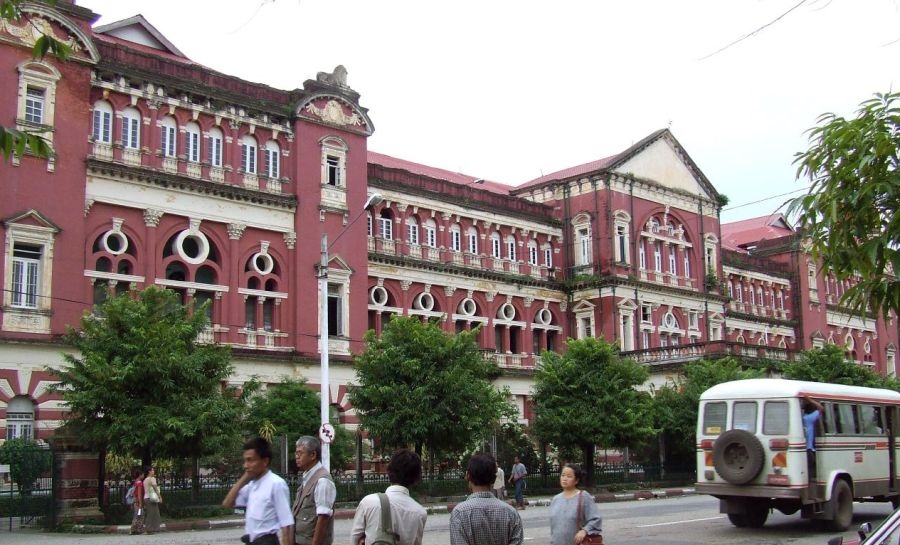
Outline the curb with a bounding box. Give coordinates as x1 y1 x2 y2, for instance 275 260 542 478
73 487 697 535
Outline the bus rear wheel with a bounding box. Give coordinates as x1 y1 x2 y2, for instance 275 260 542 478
743 506 769 528
727 513 747 527
827 480 853 532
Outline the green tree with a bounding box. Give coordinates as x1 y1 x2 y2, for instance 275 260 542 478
0 0 71 161
0 438 52 494
779 344 895 389
348 317 514 461
51 287 245 466
653 358 762 468
245 379 353 473
788 91 900 318
531 337 654 486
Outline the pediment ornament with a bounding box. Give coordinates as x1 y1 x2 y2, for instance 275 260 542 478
305 99 362 127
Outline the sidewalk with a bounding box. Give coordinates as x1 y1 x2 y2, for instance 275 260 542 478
71 487 696 535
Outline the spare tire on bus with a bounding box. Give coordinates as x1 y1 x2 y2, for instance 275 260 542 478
713 429 765 485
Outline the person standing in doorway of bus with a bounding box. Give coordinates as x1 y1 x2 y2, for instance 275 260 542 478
802 396 825 498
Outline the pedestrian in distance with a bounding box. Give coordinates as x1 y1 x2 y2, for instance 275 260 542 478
128 467 145 535
493 465 506 500
350 448 427 545
142 465 163 534
508 456 527 510
549 463 603 545
293 436 337 545
449 453 523 545
222 437 295 545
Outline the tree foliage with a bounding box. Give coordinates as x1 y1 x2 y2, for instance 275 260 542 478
245 379 353 472
349 317 514 459
532 337 654 484
788 91 900 318
0 439 52 494
653 358 763 466
778 344 898 390
0 0 71 161
51 287 246 465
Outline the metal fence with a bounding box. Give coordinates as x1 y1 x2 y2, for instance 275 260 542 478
105 462 695 511
0 446 55 532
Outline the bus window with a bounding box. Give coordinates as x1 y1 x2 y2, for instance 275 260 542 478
860 405 884 435
703 402 726 435
821 402 835 434
834 403 859 435
732 402 758 433
763 401 789 435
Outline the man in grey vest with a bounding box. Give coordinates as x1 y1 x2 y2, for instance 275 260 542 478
293 436 336 545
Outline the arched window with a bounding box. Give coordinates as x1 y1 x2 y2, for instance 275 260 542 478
449 224 461 252
406 217 419 245
490 232 501 258
466 226 479 254
613 211 631 264
185 122 201 162
505 234 517 261
207 126 224 167
91 100 113 143
749 285 756 305
121 107 141 149
424 219 437 247
528 239 538 266
542 242 553 267
573 214 592 266
5 396 35 440
240 134 258 174
264 140 280 178
756 287 764 306
159 116 177 157
728 280 734 298
378 209 393 239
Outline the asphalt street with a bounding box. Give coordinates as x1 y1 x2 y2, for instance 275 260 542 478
2 495 895 544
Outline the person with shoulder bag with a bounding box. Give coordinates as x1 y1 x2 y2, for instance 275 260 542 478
142 465 163 534
350 449 427 545
129 467 145 535
549 463 603 545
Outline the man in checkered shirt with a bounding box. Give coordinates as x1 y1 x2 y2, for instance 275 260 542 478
449 454 524 545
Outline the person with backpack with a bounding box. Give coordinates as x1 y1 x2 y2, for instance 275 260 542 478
350 449 427 545
128 467 145 535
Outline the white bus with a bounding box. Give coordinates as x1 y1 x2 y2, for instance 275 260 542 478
696 378 900 530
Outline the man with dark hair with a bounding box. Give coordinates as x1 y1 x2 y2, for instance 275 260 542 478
350 449 427 545
223 437 294 545
450 454 523 545
802 396 825 498
293 436 336 545
508 456 527 510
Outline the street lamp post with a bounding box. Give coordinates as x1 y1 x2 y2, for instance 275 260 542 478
318 193 383 471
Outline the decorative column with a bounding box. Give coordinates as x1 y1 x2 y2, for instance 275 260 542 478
143 208 163 283
227 223 246 344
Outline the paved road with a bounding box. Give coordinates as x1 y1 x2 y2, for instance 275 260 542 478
2 495 895 544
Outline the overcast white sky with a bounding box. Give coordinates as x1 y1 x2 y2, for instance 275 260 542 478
79 0 899 223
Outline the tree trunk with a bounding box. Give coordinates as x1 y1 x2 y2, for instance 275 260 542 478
141 447 151 469
191 454 200 503
658 434 667 480
355 432 363 497
582 443 595 488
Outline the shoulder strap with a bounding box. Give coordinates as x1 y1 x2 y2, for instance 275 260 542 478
377 492 393 534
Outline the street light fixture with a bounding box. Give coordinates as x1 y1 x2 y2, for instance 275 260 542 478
318 192 383 471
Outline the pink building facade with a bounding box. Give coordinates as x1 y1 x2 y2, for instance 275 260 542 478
1 3 896 442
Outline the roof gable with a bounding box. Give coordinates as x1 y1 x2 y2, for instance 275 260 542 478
93 15 186 58
610 130 718 201
3 209 61 232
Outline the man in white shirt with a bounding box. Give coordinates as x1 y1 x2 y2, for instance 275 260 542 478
492 466 506 499
294 436 337 545
351 449 428 545
223 437 294 545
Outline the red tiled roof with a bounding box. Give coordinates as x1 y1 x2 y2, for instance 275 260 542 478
367 151 512 195
721 213 794 252
516 154 619 190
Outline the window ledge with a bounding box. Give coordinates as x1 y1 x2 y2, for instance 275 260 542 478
2 306 51 333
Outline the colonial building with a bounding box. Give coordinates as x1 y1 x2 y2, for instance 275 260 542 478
1 2 897 442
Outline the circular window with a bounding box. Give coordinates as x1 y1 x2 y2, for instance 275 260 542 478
864 340 871 354
174 230 210 265
536 308 552 325
251 252 274 275
664 313 677 329
498 303 516 321
458 298 477 316
102 231 128 256
369 286 388 306
414 292 434 311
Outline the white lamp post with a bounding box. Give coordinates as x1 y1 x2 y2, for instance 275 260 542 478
318 192 383 471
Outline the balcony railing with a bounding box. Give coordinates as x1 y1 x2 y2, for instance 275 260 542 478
620 340 796 365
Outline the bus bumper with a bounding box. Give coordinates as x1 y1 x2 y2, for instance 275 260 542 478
695 482 804 500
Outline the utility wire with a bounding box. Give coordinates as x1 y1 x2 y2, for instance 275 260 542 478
699 0 809 60
722 186 811 212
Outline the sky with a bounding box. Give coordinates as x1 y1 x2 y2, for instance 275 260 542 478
78 0 900 223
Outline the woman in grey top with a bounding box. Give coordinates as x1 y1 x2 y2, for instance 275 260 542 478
549 463 602 545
